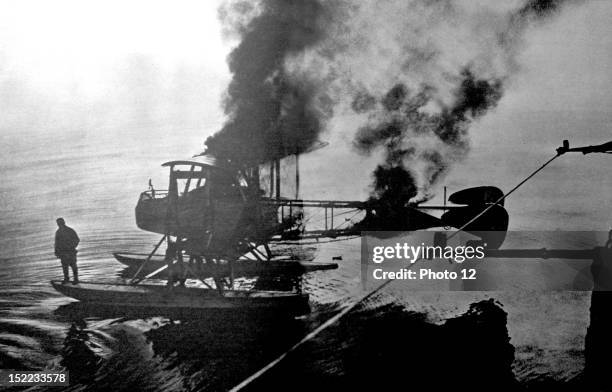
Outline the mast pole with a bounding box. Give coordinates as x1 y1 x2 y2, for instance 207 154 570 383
295 154 300 199
275 159 281 199
269 161 274 198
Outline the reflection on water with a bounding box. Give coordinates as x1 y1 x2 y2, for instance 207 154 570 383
51 305 307 391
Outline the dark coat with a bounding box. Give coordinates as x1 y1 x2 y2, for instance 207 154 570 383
55 226 80 257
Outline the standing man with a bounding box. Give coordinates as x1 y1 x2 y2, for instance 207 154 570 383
55 218 80 284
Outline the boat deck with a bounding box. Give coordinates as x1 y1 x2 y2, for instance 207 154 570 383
51 280 310 313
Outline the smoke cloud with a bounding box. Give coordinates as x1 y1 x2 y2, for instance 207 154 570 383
204 0 337 166
208 0 583 201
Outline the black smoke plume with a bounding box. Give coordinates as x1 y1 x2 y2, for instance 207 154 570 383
207 0 586 203
354 69 503 204
518 0 573 19
204 0 334 166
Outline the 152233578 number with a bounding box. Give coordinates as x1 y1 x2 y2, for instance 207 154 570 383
0 370 69 386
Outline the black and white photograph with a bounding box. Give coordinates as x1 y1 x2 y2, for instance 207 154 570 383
0 0 611 391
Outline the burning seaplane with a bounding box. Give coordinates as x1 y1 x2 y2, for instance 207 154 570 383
51 149 509 315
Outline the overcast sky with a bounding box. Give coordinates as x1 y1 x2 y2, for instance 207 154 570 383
1 1 610 143
0 0 229 153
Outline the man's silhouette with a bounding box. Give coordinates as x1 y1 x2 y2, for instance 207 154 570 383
55 218 80 284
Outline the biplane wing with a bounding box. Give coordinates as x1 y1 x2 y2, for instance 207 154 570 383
262 184 508 249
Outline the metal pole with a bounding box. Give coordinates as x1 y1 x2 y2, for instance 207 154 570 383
130 235 166 284
443 186 447 212
295 154 300 199
325 208 328 230
270 161 274 198
275 159 281 199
